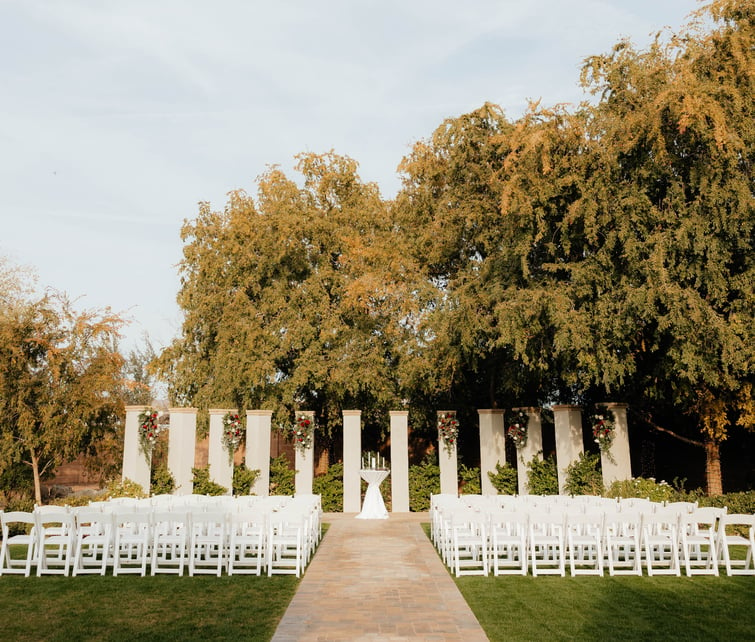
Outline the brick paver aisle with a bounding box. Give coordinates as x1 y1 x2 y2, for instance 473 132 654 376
272 513 488 642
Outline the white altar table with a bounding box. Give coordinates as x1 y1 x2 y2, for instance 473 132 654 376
355 469 390 519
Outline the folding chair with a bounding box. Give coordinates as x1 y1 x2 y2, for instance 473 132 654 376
450 513 488 577
228 512 267 575
72 510 113 576
151 511 189 576
566 512 604 576
188 511 227 576
0 511 37 577
679 509 720 576
112 510 152 576
717 514 755 576
489 512 527 576
604 511 642 576
267 513 305 578
36 510 75 576
642 512 681 576
529 512 566 577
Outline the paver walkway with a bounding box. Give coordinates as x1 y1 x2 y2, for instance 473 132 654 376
272 512 488 642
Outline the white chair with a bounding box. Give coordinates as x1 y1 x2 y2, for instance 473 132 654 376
449 513 488 577
565 512 604 576
36 510 75 576
0 511 37 576
717 514 755 576
679 510 719 576
188 511 227 576
151 511 189 576
228 513 267 576
604 511 642 576
112 510 152 576
528 512 566 577
489 512 527 576
72 510 113 576
642 512 681 576
267 514 305 578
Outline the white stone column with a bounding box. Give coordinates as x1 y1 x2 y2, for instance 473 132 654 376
168 407 197 496
294 411 315 496
514 407 544 495
478 409 506 495
246 410 273 496
390 411 410 512
122 405 151 494
600 403 632 487
553 404 584 494
438 411 458 496
208 409 235 494
343 410 362 513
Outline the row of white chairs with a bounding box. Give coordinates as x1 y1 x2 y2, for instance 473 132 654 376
431 495 755 578
0 495 321 578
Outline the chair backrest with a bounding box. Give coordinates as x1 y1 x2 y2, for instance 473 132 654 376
1 510 36 535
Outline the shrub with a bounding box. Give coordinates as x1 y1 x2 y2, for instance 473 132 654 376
459 464 481 495
233 465 260 495
409 453 440 511
313 462 344 512
150 464 176 496
269 454 296 496
564 452 604 496
527 454 558 495
605 477 678 503
191 466 228 496
488 463 518 495
104 477 148 499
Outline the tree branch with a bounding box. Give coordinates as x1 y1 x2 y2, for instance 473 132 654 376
628 408 704 448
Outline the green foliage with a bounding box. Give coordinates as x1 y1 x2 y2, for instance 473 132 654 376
232 464 260 496
605 477 679 503
408 453 441 511
458 464 481 495
269 454 296 496
313 462 344 512
697 491 755 516
564 452 604 496
104 477 148 499
191 466 228 496
526 454 558 495
487 463 518 495
150 464 175 496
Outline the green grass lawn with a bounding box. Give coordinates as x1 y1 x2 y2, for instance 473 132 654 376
418 524 755 641
455 574 755 641
0 573 299 641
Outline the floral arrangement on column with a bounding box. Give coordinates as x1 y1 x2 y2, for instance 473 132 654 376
290 413 314 453
437 412 459 455
592 406 615 451
137 408 162 460
221 412 243 464
507 410 528 449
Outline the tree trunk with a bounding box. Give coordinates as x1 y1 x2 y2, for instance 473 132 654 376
704 438 723 496
31 450 43 506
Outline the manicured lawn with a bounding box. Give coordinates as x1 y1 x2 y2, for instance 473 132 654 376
0 574 299 641
455 574 755 641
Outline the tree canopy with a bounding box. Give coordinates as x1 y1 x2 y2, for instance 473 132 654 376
159 0 752 493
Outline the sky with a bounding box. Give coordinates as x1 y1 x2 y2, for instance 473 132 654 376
0 0 703 353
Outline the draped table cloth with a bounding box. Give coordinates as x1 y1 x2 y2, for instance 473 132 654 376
355 469 390 519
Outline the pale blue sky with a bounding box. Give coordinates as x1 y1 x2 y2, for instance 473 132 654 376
0 0 702 352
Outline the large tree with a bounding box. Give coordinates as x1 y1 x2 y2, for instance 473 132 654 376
495 0 753 493
0 290 125 504
157 152 418 441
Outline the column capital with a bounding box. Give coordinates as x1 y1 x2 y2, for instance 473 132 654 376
389 410 409 417
245 409 274 417
209 408 237 415
478 409 504 416
343 410 362 417
551 404 582 411
168 407 198 414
